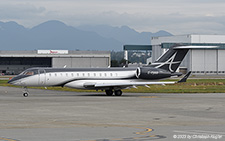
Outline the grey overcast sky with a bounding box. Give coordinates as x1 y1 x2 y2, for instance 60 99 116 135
1 0 225 34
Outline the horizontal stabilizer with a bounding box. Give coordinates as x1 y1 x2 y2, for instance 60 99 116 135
174 46 218 49
178 71 192 83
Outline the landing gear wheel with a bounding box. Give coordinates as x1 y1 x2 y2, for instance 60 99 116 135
114 90 122 96
22 87 29 97
23 93 29 97
105 90 113 96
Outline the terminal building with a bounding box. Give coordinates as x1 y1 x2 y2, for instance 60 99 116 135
151 34 225 75
0 50 110 75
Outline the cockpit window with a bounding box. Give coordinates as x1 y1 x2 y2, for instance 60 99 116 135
20 70 38 75
24 71 34 75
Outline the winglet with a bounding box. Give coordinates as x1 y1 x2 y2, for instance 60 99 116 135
178 71 191 83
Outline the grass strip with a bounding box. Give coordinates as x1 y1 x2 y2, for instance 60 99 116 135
1 79 225 93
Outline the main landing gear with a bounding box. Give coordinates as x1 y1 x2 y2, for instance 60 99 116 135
105 90 123 96
23 87 29 97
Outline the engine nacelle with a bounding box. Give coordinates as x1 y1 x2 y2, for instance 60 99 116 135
136 67 172 79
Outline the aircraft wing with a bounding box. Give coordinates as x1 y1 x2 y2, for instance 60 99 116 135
94 81 175 88
66 72 191 90
89 71 191 89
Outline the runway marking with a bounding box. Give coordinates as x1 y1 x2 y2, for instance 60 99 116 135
0 137 19 141
80 127 166 141
135 128 153 135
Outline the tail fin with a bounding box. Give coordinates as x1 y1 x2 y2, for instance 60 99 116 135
150 45 218 72
150 45 188 72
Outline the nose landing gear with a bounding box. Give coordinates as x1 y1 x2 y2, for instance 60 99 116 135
23 92 29 97
23 87 29 97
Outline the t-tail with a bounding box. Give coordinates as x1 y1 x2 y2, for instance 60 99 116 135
150 45 218 72
149 45 189 72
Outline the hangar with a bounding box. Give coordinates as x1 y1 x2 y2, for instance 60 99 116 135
0 50 110 75
151 34 225 75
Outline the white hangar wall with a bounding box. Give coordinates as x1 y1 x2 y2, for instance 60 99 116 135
190 49 217 72
0 50 110 75
218 50 225 71
151 35 225 75
52 57 109 68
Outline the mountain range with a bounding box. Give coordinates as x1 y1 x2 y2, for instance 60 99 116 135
0 20 172 51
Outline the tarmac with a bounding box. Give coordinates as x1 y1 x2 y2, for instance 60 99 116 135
0 86 225 141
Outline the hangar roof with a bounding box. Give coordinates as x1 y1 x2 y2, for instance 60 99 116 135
151 34 225 46
0 50 110 58
161 43 225 49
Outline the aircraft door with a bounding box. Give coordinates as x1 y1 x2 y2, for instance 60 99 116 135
38 69 46 85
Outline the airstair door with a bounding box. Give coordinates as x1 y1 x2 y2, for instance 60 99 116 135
38 69 46 85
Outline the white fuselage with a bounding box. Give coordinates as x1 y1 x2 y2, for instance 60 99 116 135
10 68 141 89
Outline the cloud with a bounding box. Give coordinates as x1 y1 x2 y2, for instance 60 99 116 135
0 3 45 19
0 3 46 27
1 0 225 34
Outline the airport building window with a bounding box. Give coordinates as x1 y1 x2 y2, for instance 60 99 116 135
0 57 52 74
0 57 51 66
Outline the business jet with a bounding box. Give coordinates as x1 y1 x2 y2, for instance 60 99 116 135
8 45 213 97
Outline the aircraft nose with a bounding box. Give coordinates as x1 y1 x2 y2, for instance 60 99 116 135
8 76 20 85
8 75 26 86
8 77 15 84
